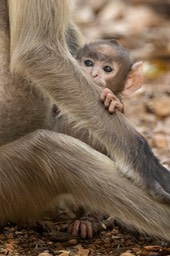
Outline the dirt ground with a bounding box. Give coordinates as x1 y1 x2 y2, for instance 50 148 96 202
1 218 170 256
0 0 170 255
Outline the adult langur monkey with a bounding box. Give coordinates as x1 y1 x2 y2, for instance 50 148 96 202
0 0 170 241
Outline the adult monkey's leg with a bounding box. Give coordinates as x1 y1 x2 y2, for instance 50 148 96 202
0 129 170 241
9 0 170 202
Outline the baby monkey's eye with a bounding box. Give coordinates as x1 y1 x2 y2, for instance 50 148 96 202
103 66 113 72
84 60 93 67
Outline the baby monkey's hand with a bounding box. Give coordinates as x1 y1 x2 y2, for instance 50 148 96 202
100 88 124 113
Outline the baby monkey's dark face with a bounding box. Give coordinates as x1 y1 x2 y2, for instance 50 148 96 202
76 40 137 94
78 44 120 89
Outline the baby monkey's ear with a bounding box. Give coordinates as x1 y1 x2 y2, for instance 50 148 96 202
121 61 143 97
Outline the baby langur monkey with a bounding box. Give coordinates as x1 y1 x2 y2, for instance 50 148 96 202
76 39 143 113
55 40 144 239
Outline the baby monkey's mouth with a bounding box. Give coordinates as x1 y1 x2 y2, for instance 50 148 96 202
92 77 106 88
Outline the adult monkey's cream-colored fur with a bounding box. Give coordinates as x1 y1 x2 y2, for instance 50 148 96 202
0 0 170 241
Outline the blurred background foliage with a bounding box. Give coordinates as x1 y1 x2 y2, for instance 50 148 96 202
73 0 170 80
